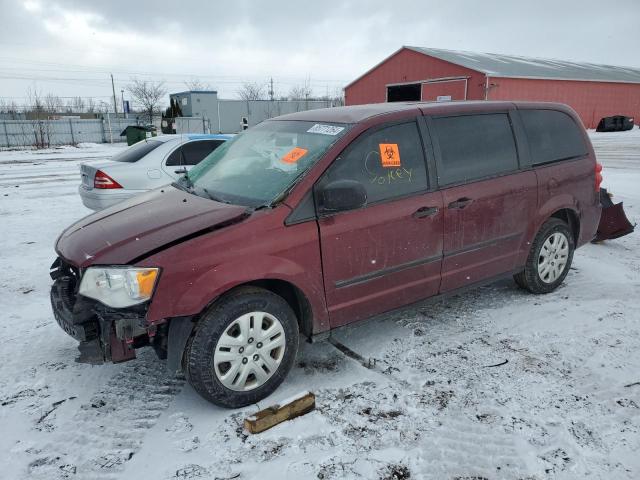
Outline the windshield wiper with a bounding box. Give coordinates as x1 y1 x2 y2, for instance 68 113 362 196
172 180 191 193
266 190 287 208
265 172 305 208
201 187 230 204
171 169 194 192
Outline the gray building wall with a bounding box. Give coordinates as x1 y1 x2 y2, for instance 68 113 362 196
170 91 218 118
170 90 336 134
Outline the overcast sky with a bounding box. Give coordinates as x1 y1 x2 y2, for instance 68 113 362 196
1 0 639 107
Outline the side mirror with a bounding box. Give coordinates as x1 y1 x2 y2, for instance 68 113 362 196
319 179 367 213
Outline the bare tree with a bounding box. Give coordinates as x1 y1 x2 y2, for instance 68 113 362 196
184 77 212 91
0 100 21 119
288 78 314 112
70 96 86 113
128 78 167 123
237 82 266 101
9 100 19 116
44 94 63 114
330 87 345 107
86 97 96 113
288 78 313 101
288 85 310 101
98 100 111 114
26 87 50 148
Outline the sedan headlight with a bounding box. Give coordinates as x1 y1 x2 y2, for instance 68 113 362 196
79 267 159 308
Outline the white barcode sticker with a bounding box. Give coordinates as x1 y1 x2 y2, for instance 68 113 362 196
307 124 345 135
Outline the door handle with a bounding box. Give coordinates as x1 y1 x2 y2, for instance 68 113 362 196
413 206 439 218
448 197 473 209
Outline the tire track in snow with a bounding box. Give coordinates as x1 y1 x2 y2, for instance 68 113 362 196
24 350 184 480
0 176 77 188
0 154 108 189
0 155 113 165
323 333 530 479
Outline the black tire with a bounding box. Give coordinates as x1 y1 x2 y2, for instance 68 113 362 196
514 218 575 294
185 286 299 408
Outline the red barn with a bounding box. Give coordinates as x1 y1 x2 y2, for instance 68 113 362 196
344 47 640 128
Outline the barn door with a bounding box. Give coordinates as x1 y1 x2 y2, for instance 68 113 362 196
421 79 467 101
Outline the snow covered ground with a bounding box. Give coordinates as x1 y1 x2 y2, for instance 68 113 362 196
0 133 638 480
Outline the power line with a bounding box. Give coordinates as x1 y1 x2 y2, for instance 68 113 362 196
0 95 114 99
0 73 344 90
0 58 349 84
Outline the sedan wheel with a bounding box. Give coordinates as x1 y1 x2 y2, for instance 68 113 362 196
213 312 286 392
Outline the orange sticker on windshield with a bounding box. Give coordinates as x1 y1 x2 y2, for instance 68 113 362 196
379 143 401 167
281 147 308 164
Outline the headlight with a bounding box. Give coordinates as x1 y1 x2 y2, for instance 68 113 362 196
79 267 159 308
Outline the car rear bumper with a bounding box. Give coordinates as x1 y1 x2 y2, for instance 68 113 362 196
78 185 146 211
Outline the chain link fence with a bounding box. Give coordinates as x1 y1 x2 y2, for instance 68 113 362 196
0 117 141 148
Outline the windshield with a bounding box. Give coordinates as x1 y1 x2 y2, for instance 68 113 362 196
111 139 163 163
183 120 350 207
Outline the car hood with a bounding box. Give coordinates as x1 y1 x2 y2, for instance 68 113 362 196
56 185 250 267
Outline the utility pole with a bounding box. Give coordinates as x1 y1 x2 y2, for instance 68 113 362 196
269 77 274 101
121 89 127 119
111 74 119 116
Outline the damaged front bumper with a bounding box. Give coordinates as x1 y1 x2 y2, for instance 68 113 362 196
50 257 149 364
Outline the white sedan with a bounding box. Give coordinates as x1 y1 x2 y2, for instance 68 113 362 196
79 134 232 210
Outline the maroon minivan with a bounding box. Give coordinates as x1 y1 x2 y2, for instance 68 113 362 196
51 101 602 407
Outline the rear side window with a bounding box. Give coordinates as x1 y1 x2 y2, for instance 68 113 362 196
166 140 225 166
520 109 587 165
432 113 518 185
111 139 163 163
433 113 518 184
320 122 428 204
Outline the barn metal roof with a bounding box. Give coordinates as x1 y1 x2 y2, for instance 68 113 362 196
406 46 640 84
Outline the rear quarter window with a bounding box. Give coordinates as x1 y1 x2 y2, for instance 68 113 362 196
112 139 163 163
520 109 588 165
432 113 519 185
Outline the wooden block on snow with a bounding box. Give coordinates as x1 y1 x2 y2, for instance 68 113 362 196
244 391 315 434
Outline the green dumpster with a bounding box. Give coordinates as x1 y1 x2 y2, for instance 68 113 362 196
120 125 157 146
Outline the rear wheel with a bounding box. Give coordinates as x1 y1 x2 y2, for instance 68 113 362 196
514 218 575 294
185 287 299 408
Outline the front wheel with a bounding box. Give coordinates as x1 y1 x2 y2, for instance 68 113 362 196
185 287 299 408
514 218 575 294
